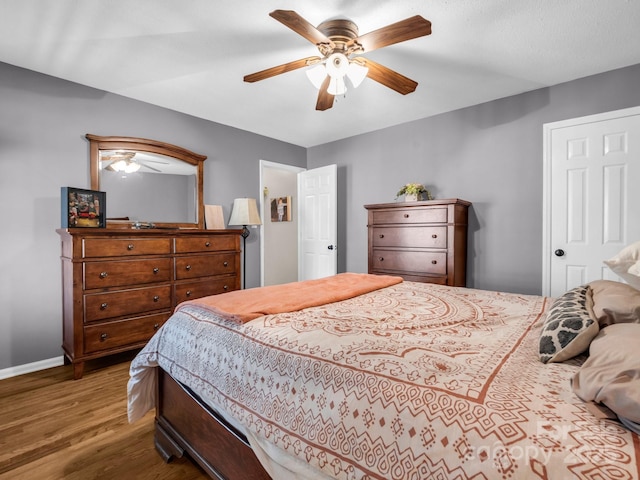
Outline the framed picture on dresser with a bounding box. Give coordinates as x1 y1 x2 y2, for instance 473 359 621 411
61 187 106 228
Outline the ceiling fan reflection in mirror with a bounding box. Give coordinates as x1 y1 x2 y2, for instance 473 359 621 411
244 10 432 111
101 151 169 173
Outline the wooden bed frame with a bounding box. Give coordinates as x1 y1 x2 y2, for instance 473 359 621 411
154 367 271 480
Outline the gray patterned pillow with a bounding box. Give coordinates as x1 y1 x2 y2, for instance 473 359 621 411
539 285 599 363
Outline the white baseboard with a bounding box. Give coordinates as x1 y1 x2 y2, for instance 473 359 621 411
0 356 65 380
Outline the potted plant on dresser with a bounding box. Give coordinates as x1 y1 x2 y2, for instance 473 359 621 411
395 183 433 202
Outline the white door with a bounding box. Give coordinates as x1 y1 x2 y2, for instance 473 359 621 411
543 106 640 297
298 164 337 281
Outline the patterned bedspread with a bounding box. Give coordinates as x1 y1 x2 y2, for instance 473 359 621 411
128 281 640 479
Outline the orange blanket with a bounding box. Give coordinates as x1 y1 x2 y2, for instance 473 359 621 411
179 272 403 324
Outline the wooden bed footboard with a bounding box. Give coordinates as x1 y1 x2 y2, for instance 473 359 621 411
155 367 271 480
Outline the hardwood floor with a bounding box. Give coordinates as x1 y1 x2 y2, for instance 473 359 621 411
0 352 208 479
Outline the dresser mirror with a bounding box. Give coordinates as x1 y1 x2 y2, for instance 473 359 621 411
87 134 206 228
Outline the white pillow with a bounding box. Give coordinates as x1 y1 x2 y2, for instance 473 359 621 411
604 241 640 289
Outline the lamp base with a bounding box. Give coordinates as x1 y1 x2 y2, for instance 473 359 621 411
241 225 249 289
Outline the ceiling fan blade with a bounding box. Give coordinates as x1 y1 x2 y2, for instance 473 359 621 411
244 56 321 83
347 15 431 53
315 76 334 111
360 58 418 95
270 10 335 49
141 162 161 173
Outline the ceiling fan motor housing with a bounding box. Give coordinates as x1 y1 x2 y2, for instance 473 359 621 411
317 19 361 56
317 19 359 44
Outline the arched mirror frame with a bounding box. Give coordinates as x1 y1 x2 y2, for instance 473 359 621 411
87 134 206 229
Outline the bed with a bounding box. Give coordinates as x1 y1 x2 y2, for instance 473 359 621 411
127 272 640 479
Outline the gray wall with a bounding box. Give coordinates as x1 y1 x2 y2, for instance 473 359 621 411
308 63 640 294
0 62 306 370
2 60 639 371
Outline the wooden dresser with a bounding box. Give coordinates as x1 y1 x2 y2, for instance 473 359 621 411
57 229 241 379
365 199 471 286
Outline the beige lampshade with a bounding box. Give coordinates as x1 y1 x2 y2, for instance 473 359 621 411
228 198 262 226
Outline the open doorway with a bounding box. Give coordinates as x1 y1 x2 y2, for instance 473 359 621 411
260 160 338 287
259 160 305 286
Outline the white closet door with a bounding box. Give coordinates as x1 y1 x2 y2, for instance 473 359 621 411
543 106 640 297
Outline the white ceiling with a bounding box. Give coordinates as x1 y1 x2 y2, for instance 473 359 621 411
2 1 640 147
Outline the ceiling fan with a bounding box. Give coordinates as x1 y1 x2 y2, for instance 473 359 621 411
244 10 432 111
101 151 169 173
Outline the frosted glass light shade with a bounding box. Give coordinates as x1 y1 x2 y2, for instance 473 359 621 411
228 198 262 226
124 162 141 173
327 76 347 95
347 62 369 88
306 64 327 89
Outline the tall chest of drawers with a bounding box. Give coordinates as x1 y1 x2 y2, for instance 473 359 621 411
365 199 471 286
57 229 241 379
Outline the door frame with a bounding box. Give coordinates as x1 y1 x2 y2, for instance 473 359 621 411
541 105 640 296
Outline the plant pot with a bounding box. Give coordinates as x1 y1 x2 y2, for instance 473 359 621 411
404 193 418 201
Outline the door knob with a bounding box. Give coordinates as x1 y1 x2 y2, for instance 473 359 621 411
327 245 336 250
554 249 565 257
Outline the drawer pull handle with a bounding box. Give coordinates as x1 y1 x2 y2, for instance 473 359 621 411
431 260 437 264
153 295 160 302
185 265 192 271
186 290 192 297
223 261 228 267
432 234 437 238
99 271 108 279
153 267 159 274
404 214 409 218
100 302 108 310
379 257 384 262
100 333 108 341
379 234 384 239
154 323 160 330
223 285 229 290
205 241 211 247
127 244 135 251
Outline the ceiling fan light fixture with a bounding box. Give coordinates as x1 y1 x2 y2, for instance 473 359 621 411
346 61 368 88
111 159 141 173
124 161 141 173
306 63 327 89
111 160 127 172
325 52 349 79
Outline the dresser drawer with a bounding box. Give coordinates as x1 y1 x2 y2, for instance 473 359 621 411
82 237 172 258
83 312 169 354
84 258 172 289
371 207 448 225
174 277 237 304
372 226 447 248
175 235 237 253
84 285 172 321
371 250 447 275
175 253 237 280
